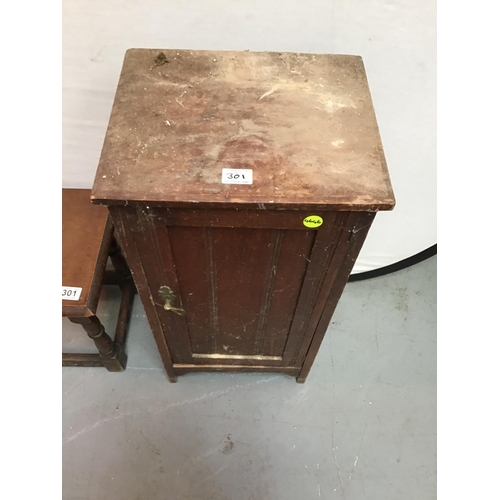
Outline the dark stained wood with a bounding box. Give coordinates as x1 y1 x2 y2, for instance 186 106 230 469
91 49 396 382
131 209 193 364
281 212 352 366
261 229 315 357
151 208 332 230
212 226 279 357
167 226 213 354
296 213 375 382
294 212 374 365
62 353 103 368
108 206 178 382
68 315 127 372
69 316 114 355
253 228 284 355
102 270 121 286
112 277 136 351
124 207 328 370
65 277 135 372
91 49 395 211
173 364 301 375
62 189 112 317
62 188 135 372
108 236 132 282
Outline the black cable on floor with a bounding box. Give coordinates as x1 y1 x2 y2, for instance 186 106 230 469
348 244 437 282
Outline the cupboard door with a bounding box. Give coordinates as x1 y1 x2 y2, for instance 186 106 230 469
127 208 360 367
167 225 315 365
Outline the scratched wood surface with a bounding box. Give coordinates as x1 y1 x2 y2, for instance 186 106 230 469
169 225 315 364
91 49 395 211
109 205 372 379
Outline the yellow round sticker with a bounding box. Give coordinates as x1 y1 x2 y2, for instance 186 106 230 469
303 215 323 228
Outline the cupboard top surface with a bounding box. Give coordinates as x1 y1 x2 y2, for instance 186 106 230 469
91 49 395 210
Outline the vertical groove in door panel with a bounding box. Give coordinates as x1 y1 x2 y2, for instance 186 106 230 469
148 213 168 286
289 212 354 365
296 212 376 381
204 227 219 353
261 229 317 357
147 209 352 368
124 209 191 363
166 226 213 354
108 207 177 381
254 229 285 355
213 227 276 356
167 224 317 362
281 212 350 366
149 216 194 363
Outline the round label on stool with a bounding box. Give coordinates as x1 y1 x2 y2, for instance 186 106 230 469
303 215 323 228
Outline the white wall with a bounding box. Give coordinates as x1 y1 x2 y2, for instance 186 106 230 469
63 0 436 272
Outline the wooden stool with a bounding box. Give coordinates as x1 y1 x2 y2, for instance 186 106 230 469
62 189 136 371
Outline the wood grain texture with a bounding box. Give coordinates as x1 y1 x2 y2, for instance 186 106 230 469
173 364 300 376
62 194 135 372
253 229 284 354
62 189 112 317
297 212 376 382
91 49 395 211
104 207 379 380
130 209 193 364
68 315 128 372
112 277 136 350
212 226 277 357
145 209 320 368
90 49 396 382
152 208 333 229
68 316 115 356
261 229 315 357
281 212 351 366
108 206 178 381
62 353 103 367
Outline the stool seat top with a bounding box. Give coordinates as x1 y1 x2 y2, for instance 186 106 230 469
62 189 112 317
91 49 395 211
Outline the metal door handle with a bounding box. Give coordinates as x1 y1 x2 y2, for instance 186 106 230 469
158 286 186 316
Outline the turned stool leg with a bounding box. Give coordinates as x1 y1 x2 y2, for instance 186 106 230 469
69 316 127 372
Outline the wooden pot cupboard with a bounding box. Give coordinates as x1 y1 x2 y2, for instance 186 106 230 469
91 49 395 382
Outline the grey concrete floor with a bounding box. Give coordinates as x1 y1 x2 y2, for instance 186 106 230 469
62 256 436 500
